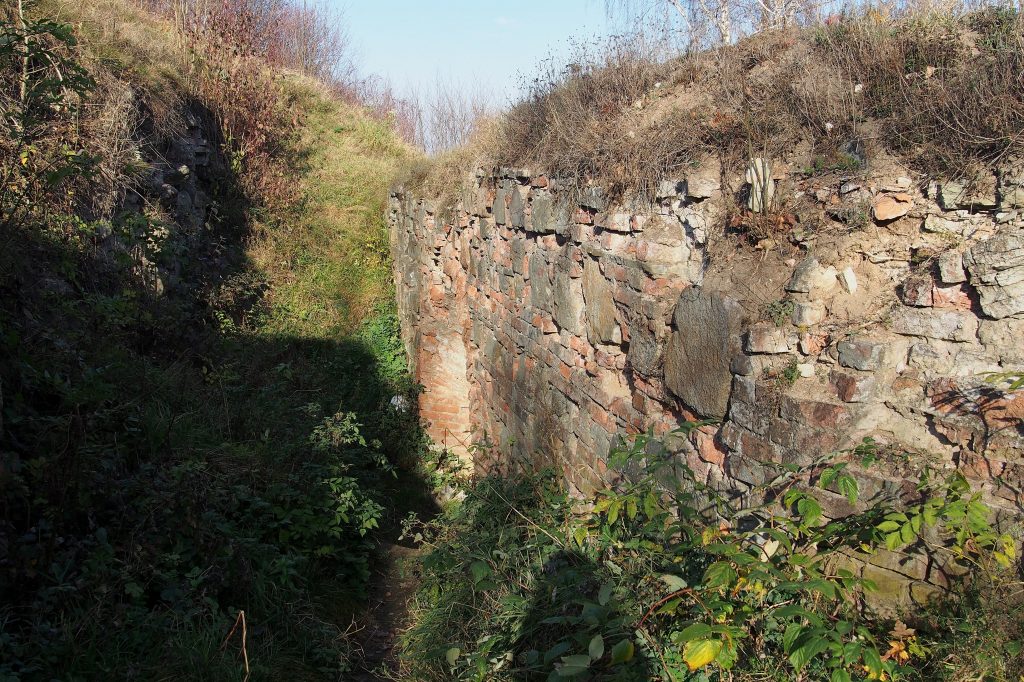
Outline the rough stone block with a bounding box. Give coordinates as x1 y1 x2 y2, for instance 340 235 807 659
636 240 688 278
922 214 968 236
837 338 886 371
509 186 527 229
583 258 620 344
664 287 747 418
937 250 966 284
600 212 635 233
729 394 774 435
579 187 606 211
979 318 1024 363
839 267 858 293
686 165 720 199
656 179 685 200
530 192 570 235
938 177 998 211
931 284 972 310
744 324 790 354
890 308 978 342
900 276 934 307
872 193 913 221
792 301 825 326
963 229 1024 319
907 342 954 374
626 317 662 378
830 369 877 402
779 396 850 429
493 186 508 225
786 257 837 294
552 271 585 335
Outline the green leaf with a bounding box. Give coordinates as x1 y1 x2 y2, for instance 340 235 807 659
660 574 687 591
588 634 605 661
862 646 883 677
607 499 622 526
610 639 635 664
470 560 491 584
677 622 713 642
831 669 852 682
837 475 858 505
445 647 460 666
789 635 830 671
557 654 591 677
805 579 837 599
643 491 660 519
654 597 681 616
797 497 823 526
683 639 722 671
598 582 614 606
783 623 804 653
544 641 572 664
703 561 737 590
774 605 821 624
573 526 588 547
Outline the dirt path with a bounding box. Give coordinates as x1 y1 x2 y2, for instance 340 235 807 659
351 541 421 680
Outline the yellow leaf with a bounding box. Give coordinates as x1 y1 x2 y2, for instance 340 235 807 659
683 639 722 671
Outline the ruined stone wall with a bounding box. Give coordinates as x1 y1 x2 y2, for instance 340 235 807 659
389 157 1024 601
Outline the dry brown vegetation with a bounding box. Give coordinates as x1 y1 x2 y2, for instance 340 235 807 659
411 6 1022 204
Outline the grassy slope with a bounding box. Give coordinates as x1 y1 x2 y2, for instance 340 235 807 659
254 76 411 340
0 4 424 679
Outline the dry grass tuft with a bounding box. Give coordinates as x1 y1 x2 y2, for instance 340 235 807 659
407 7 1022 205
493 35 674 201
815 7 1024 174
394 116 502 211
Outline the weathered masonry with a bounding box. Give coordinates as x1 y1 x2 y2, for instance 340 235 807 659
390 157 1024 602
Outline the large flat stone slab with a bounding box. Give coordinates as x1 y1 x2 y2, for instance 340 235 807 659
964 229 1024 319
664 286 746 418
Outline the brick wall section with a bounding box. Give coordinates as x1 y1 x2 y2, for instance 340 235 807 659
390 161 1024 604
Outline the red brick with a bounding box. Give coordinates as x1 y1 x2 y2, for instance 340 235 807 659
931 284 972 310
569 335 590 355
696 430 726 467
574 208 594 224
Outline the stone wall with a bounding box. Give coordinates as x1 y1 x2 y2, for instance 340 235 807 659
389 157 1024 601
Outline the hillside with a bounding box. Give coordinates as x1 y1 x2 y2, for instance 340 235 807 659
3 2 1023 681
0 1 428 678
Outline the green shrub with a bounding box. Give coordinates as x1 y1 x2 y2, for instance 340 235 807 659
400 431 1021 681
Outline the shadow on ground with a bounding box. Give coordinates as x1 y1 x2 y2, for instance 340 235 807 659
0 97 437 680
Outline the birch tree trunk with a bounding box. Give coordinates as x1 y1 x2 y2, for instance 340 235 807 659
18 0 29 104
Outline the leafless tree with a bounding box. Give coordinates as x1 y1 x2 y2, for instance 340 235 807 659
275 1 355 82
412 75 495 155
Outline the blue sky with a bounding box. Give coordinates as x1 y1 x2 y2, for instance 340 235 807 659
339 1 613 105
